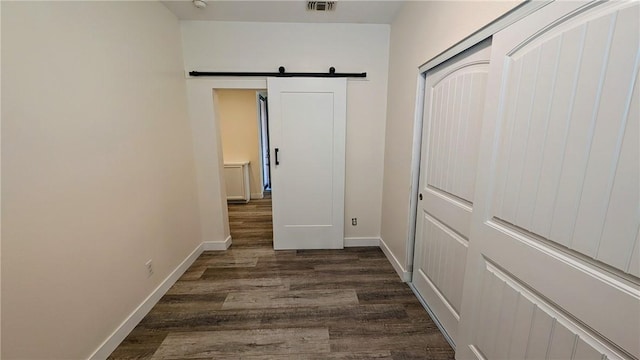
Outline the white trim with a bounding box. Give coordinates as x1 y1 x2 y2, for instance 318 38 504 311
379 237 412 282
344 237 380 247
251 192 264 200
255 91 265 198
406 72 427 276
202 235 232 251
418 1 551 73
89 243 204 360
224 161 249 166
185 76 267 89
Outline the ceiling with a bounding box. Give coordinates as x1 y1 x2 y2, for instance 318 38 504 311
162 1 404 24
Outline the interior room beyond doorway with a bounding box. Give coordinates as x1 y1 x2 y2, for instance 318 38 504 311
215 89 270 202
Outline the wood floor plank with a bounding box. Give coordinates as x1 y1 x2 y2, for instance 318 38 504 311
222 289 359 309
200 266 314 280
193 257 258 268
258 254 361 264
150 328 330 359
356 287 424 305
289 277 404 291
199 248 291 259
136 308 262 332
166 278 289 295
196 350 395 359
330 331 453 353
107 328 168 360
149 293 228 314
177 265 207 281
328 318 439 337
110 198 455 359
255 304 411 329
391 349 457 360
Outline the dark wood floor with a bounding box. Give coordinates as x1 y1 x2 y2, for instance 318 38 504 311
109 198 454 359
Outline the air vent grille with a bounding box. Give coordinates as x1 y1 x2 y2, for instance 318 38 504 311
307 1 336 11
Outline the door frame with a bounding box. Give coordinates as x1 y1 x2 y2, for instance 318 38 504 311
256 91 270 191
405 0 552 350
185 77 352 251
186 78 267 250
249 90 265 199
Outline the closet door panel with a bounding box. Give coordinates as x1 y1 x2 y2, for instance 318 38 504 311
413 40 492 345
488 0 640 274
457 1 640 359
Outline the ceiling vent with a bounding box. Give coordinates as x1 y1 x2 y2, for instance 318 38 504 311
307 1 336 11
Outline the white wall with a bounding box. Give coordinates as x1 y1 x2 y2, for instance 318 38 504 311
181 21 390 241
380 1 522 275
1 2 200 359
186 80 234 246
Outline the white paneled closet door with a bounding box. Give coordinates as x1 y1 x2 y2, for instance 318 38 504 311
457 1 639 359
413 40 491 345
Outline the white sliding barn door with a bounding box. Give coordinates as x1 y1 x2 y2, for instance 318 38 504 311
457 1 640 359
267 78 347 250
413 41 492 345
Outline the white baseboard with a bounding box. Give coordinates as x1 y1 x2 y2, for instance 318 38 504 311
344 237 380 247
202 235 232 251
89 243 204 360
250 192 264 200
379 237 412 282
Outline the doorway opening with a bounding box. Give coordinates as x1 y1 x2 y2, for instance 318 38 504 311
215 88 269 201
210 77 347 250
214 88 274 248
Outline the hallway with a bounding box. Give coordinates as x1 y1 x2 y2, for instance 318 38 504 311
228 198 274 249
108 198 454 359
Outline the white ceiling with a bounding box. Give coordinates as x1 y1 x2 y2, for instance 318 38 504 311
162 1 404 24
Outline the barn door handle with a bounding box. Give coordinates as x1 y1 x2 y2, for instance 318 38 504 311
275 148 280 165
